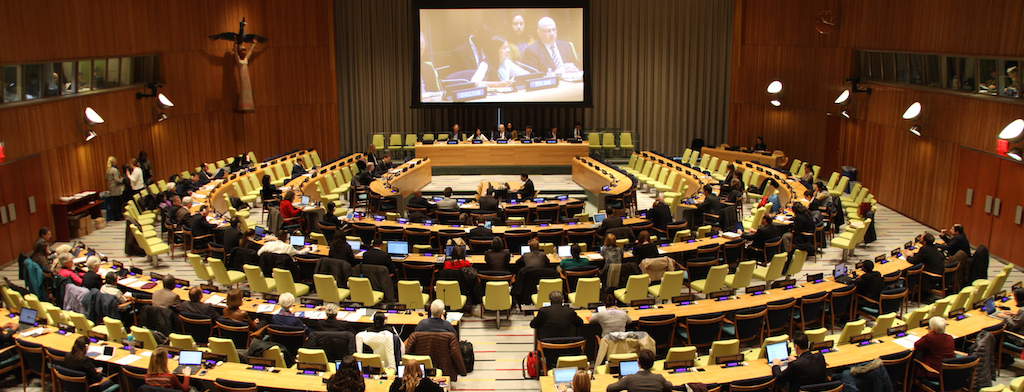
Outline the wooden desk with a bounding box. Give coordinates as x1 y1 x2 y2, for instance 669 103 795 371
51 191 103 242
572 156 632 211
369 158 433 199
295 154 363 203
13 316 449 392
415 141 588 167
736 162 807 208
702 147 785 168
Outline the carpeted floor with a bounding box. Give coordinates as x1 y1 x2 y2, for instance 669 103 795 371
2 173 1023 392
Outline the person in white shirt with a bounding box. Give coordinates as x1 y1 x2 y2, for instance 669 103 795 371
471 35 531 88
127 158 145 194
257 230 312 256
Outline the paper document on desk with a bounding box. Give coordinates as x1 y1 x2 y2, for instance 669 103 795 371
118 277 138 286
204 295 226 305
343 312 363 322
128 281 148 289
723 232 741 239
303 311 327 320
658 248 668 254
893 334 921 350
193 193 207 199
19 328 43 337
256 304 276 313
114 355 142 366
447 312 464 323
73 257 87 263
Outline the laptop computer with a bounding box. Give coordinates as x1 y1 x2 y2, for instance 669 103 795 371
173 350 203 374
520 245 531 255
387 241 409 261
396 364 426 378
347 240 362 251
289 235 306 250
593 213 607 223
552 367 576 390
834 264 853 284
17 308 38 331
557 245 572 258
254 226 265 239
445 245 454 258
297 195 311 207
618 361 639 377
766 341 790 363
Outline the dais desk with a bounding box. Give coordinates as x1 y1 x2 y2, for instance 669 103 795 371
415 141 588 167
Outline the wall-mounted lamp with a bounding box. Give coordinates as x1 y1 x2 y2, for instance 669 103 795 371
770 100 781 107
84 106 105 126
138 82 174 123
902 102 923 121
1009 148 1023 161
841 110 851 119
835 90 851 105
909 125 921 137
156 93 174 109
998 119 1024 143
767 81 783 94
85 130 98 142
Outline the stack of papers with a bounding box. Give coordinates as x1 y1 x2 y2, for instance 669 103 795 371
343 312 363 322
256 304 277 313
115 355 143 365
204 295 226 305
892 334 921 350
128 281 148 289
446 312 464 323
118 277 138 286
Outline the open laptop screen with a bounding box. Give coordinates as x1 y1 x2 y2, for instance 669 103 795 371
387 241 409 256
766 341 790 363
557 245 572 258
593 213 607 223
19 308 36 325
178 351 203 366
833 263 847 278
289 235 305 247
619 361 639 376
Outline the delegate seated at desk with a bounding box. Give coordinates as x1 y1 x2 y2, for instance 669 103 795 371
513 173 535 200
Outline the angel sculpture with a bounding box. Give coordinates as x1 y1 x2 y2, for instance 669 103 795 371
209 18 269 112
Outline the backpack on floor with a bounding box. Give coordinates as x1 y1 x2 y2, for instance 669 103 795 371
522 350 541 379
460 340 475 373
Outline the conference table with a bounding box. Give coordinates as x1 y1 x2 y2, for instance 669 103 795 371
190 150 316 214
541 249 1013 390
11 312 450 392
702 147 786 168
415 140 589 167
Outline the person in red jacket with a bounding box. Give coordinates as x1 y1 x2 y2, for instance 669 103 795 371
280 190 305 230
914 316 955 378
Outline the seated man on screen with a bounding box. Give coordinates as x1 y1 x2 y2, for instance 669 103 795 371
471 35 532 89
520 125 535 141
523 16 580 75
420 32 442 101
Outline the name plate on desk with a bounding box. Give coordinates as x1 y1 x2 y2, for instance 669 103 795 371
545 140 557 144
497 140 508 144
526 76 558 91
472 140 483 144
453 87 487 102
446 140 459 144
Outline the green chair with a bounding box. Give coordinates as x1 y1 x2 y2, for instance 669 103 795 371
619 132 634 153
314 274 351 303
244 265 277 294
601 133 617 156
273 268 310 296
349 277 384 306
209 258 246 288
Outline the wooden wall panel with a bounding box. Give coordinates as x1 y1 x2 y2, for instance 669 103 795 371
0 155 52 263
990 157 1024 265
730 0 1024 261
0 0 338 261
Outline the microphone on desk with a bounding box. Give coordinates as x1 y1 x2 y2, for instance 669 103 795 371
516 62 539 74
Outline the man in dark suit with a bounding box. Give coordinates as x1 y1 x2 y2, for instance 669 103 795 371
696 184 722 225
478 194 500 213
852 259 884 301
771 333 827 392
939 224 971 257
597 211 625 238
547 126 559 140
606 349 672 392
178 287 222 319
373 153 393 177
449 123 463 142
520 125 535 141
452 35 484 74
647 198 673 232
910 233 945 275
291 159 306 181
742 214 781 256
492 124 511 141
408 190 435 211
517 173 536 200
359 238 397 275
468 222 494 241
530 291 583 341
189 206 217 250
523 17 580 75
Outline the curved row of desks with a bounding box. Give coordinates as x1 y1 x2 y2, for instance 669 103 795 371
12 309 448 392
190 150 315 214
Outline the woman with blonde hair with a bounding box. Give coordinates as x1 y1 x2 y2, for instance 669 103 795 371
106 156 125 221
389 358 442 392
145 347 192 392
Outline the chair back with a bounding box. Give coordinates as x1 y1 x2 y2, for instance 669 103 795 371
622 274 651 304
732 306 768 346
722 239 745 265
348 277 379 306
402 262 437 294
653 270 684 301
537 337 586 373
799 381 844 392
314 274 344 303
104 317 127 343
836 319 867 345
937 355 980 392
870 313 897 337
215 318 251 349
209 258 234 285
130 325 159 349
435 280 463 307
763 252 788 282
483 281 512 311
121 365 148 392
682 312 725 349
638 315 676 353
179 312 214 345
879 287 908 316
267 324 307 359
397 280 428 310
53 364 93 392
765 297 796 335
880 350 913 390
188 254 213 281
798 291 829 329
785 249 807 276
828 284 857 330
273 268 300 296
730 375 775 392
169 333 197 350
213 378 257 392
700 265 729 294
243 265 275 293
728 261 756 289
685 257 717 282
535 279 563 305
